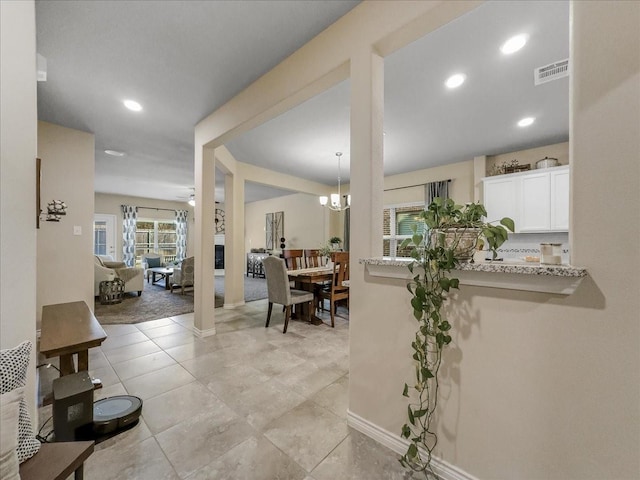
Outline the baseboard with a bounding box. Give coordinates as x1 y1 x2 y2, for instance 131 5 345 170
346 410 478 480
192 326 216 338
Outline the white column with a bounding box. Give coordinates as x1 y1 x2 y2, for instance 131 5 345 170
350 46 384 259
223 165 245 308
193 145 216 336
348 44 385 427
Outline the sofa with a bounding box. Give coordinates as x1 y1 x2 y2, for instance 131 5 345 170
94 255 144 297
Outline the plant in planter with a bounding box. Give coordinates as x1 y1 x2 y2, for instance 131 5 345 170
398 198 514 478
318 243 333 261
329 236 342 250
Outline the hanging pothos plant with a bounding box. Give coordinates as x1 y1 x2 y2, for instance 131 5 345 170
398 198 514 478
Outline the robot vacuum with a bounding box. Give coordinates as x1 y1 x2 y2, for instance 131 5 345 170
92 395 143 437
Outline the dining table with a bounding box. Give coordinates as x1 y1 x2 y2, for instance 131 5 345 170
287 266 333 325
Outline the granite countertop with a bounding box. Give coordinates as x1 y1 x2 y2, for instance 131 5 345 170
359 257 587 278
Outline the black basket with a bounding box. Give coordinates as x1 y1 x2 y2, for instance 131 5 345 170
99 278 125 305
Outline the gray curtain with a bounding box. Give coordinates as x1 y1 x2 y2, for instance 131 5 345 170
343 208 350 251
122 205 138 266
425 180 449 207
175 210 188 262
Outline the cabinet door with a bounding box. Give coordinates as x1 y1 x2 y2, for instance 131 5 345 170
520 173 550 231
550 168 570 231
483 177 519 230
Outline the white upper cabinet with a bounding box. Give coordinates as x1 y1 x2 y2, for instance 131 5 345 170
482 165 569 233
550 168 570 231
520 172 551 232
483 176 518 225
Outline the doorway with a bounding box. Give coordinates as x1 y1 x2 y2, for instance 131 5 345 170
94 214 116 258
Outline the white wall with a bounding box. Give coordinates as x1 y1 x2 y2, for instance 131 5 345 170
350 2 640 479
244 192 328 252
486 141 569 175
37 122 95 323
195 1 639 477
0 0 38 416
382 158 474 206
94 193 196 262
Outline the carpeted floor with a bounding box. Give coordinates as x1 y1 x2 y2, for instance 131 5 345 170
94 275 268 325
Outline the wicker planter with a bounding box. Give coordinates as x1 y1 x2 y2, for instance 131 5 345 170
431 228 481 263
99 278 125 305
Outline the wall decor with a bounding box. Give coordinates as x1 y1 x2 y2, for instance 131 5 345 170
214 208 225 233
265 211 284 250
45 200 67 222
266 213 273 249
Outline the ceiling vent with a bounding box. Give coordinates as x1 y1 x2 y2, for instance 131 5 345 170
534 58 569 85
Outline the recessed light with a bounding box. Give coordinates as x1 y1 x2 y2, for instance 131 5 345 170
518 117 535 127
104 150 125 156
445 73 466 89
123 99 142 112
501 34 528 55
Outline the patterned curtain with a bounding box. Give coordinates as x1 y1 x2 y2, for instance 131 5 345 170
425 180 450 207
122 205 137 266
175 210 188 262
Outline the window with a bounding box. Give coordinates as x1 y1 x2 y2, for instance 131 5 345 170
383 203 425 257
94 222 107 255
135 219 177 264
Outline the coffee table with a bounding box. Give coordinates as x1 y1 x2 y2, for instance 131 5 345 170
148 267 174 290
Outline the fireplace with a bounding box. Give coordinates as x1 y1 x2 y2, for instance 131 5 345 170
215 245 224 269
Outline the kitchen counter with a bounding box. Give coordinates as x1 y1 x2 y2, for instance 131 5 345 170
360 257 587 295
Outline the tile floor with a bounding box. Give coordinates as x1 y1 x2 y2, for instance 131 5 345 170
37 300 411 479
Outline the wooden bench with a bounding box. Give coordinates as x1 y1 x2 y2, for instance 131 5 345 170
19 441 94 480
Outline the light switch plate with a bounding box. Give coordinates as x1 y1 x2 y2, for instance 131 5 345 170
73 226 82 235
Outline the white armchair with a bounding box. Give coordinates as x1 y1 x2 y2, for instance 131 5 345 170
94 255 144 297
170 256 194 294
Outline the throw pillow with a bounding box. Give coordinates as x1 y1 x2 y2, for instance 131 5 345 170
0 342 40 463
0 387 23 480
146 256 161 268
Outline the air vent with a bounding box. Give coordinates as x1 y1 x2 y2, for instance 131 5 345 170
534 58 569 85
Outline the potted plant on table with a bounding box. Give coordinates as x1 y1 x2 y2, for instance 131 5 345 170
329 236 342 250
398 198 514 478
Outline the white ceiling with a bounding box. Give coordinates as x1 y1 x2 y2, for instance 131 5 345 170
36 0 569 204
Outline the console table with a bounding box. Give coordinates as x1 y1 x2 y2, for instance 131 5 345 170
246 252 270 278
40 301 107 376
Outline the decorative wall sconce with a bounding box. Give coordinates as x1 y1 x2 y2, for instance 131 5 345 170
45 200 67 222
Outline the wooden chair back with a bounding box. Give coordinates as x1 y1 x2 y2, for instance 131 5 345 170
318 251 349 327
282 249 304 270
303 249 326 268
330 251 349 289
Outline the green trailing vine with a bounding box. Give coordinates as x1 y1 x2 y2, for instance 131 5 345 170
398 198 514 478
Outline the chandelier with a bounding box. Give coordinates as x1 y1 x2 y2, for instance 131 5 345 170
319 152 350 211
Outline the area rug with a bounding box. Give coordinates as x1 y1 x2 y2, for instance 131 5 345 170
95 276 268 325
216 275 268 303
94 283 195 325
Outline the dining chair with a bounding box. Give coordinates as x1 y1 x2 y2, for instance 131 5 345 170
263 256 314 333
282 249 304 270
303 249 326 268
318 251 349 327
